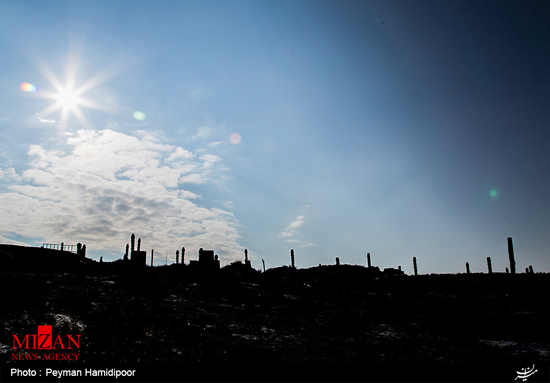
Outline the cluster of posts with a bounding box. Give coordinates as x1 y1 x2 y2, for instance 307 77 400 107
463 237 535 275
123 234 146 265
117 234 536 275
286 237 536 276
122 233 223 270
411 236 536 276
42 242 86 258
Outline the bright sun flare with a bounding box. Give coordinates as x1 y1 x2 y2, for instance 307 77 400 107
35 53 118 128
56 88 80 110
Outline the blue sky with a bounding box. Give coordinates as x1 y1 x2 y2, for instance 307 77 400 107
0 0 549 274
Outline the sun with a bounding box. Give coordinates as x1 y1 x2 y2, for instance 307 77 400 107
34 53 118 129
56 88 80 110
38 76 97 128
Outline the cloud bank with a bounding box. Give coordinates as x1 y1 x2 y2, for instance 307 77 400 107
0 129 242 263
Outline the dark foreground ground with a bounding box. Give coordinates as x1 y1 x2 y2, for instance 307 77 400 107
0 245 549 382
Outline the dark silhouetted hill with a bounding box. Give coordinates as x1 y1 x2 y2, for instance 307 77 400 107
0 244 549 382
0 244 96 272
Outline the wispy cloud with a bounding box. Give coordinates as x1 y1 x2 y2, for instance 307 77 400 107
35 114 56 125
207 141 223 148
287 215 305 231
280 215 305 237
190 86 208 100
0 129 241 263
279 215 314 247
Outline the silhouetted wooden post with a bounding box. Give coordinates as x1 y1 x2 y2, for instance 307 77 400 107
487 257 492 274
529 265 534 274
124 244 129 261
336 257 340 266
262 259 265 272
367 253 371 268
506 267 509 274
291 249 295 269
131 234 135 253
413 257 418 276
176 250 179 264
244 248 252 268
507 237 516 275
466 262 470 274
137 238 141 251
182 247 185 264
61 242 64 252
151 249 154 267
77 243 82 257
82 244 86 257
525 267 529 273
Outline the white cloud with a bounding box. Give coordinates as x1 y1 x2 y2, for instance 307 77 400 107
200 154 222 169
166 147 193 162
0 167 21 182
279 214 315 248
35 114 56 125
286 240 314 247
280 215 305 237
288 215 305 230
0 129 241 263
207 141 223 148
179 173 205 184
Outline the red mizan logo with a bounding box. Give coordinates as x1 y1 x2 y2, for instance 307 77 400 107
11 325 81 361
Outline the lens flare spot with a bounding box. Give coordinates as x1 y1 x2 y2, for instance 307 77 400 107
230 133 242 144
133 111 146 120
489 189 499 198
20 82 38 92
